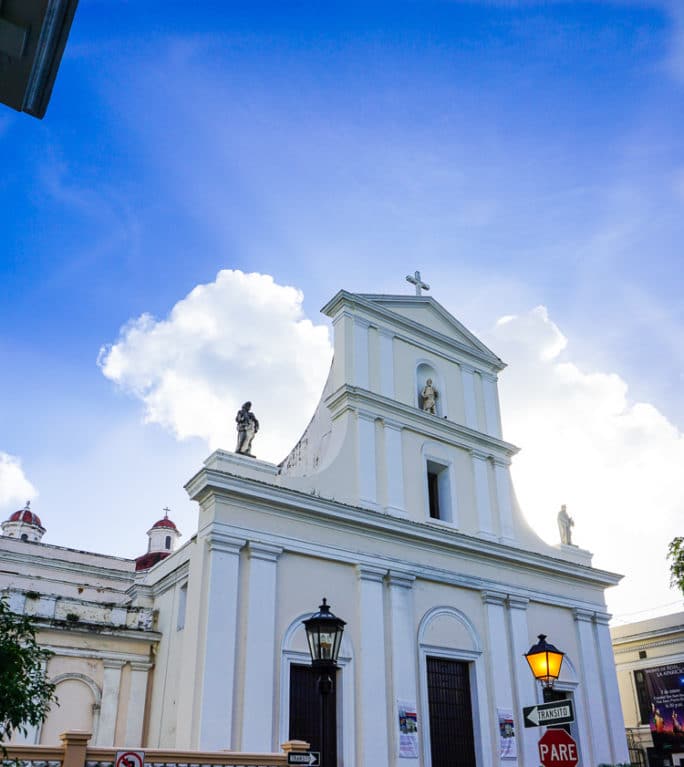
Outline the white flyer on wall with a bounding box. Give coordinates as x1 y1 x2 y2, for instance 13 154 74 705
398 699 419 758
498 708 517 758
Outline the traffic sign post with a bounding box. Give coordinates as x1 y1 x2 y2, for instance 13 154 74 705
286 752 320 766
538 729 579 767
523 699 575 728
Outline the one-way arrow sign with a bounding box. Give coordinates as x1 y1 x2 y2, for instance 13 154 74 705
523 699 575 728
287 752 320 766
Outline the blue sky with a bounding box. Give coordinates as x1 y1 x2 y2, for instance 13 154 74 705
1 1 683 623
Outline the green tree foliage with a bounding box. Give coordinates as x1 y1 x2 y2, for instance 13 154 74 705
667 537 684 596
0 596 56 744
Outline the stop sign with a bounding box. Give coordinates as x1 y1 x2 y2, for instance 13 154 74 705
538 728 579 767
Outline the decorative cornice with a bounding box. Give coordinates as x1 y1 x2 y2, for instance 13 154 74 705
387 570 416 589
204 531 245 555
357 564 387 583
470 448 492 461
103 659 125 670
482 590 507 606
507 595 530 611
382 417 404 431
185 468 623 591
129 660 153 672
324 384 519 458
613 638 684 656
43 645 154 663
145 560 190 597
573 608 595 623
247 541 283 562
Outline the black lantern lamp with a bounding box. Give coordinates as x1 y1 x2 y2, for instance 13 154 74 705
303 598 346 766
525 634 565 689
303 598 346 671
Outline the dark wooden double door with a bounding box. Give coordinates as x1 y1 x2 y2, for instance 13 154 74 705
289 664 337 766
427 656 477 767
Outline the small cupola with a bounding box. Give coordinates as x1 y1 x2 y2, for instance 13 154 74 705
135 508 181 571
1 500 45 542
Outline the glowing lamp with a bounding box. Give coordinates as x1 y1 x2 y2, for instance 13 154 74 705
525 634 565 688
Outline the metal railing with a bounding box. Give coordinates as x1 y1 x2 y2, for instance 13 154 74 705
2 732 313 767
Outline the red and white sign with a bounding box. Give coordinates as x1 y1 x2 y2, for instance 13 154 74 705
115 751 145 767
538 729 579 767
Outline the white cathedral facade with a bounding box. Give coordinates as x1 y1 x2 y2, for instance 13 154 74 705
1 287 629 767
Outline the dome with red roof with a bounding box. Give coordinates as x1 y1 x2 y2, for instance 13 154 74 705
2 501 46 542
9 506 44 528
137 508 181 568
150 515 178 531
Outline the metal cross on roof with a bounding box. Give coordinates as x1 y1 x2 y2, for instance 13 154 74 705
406 270 430 296
163 506 171 517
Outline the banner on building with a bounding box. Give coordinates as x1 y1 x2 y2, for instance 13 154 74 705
398 699 419 758
644 663 684 752
498 708 517 758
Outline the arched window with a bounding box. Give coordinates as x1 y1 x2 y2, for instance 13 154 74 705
165 535 171 549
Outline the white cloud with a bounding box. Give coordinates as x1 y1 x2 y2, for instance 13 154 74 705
98 270 333 463
488 307 684 621
0 452 37 510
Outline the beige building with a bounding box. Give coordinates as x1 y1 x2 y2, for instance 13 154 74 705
2 286 631 767
612 612 684 767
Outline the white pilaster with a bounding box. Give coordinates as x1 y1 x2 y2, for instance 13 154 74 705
493 459 515 542
482 373 503 438
354 317 370 389
358 411 378 508
387 571 418 766
482 592 516 763
461 364 478 429
506 596 538 767
198 533 244 750
594 612 630 763
241 542 283 752
471 450 495 539
379 327 395 398
574 608 607 767
357 566 390 766
97 659 123 745
123 661 150 746
384 420 405 515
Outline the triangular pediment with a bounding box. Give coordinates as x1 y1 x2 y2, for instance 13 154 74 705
356 294 504 368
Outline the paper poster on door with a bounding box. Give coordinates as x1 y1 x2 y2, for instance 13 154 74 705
398 699 419 758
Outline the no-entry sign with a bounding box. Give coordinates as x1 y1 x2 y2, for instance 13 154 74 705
538 728 579 767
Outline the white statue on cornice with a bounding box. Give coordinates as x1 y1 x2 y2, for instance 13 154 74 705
557 504 575 546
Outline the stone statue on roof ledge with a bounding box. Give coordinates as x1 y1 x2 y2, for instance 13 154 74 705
236 401 259 457
557 504 575 546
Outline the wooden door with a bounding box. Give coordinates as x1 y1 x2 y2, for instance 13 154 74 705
289 664 337 766
427 656 476 767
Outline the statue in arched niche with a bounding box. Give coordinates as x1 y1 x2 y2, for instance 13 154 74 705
421 379 438 414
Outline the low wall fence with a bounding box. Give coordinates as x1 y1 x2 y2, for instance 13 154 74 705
2 732 312 767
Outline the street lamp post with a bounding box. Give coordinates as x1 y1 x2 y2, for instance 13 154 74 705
303 598 346 766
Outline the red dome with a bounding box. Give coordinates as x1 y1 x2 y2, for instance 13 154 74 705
8 507 43 528
150 514 178 531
